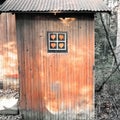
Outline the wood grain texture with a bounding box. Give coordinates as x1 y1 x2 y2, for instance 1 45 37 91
16 13 95 120
0 13 18 90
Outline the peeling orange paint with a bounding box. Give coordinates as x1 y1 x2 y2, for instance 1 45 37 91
38 44 94 114
0 41 19 89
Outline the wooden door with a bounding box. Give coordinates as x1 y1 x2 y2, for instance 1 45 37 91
17 13 94 120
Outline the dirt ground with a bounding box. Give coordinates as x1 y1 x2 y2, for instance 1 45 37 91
95 83 120 120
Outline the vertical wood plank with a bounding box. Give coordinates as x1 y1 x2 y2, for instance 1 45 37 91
0 13 18 90
16 13 95 120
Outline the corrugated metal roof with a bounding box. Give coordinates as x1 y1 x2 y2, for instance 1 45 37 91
0 0 110 13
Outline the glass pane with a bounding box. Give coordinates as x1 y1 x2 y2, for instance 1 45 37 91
47 32 67 53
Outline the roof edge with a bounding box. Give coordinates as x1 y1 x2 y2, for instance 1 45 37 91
0 9 111 14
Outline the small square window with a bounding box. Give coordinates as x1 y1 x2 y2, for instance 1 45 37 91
47 32 67 53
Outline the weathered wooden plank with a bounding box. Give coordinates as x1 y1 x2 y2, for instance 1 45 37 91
0 13 18 90
16 16 25 108
16 13 95 120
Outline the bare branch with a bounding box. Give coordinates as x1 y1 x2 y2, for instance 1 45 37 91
95 63 120 92
96 13 120 92
99 13 120 71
